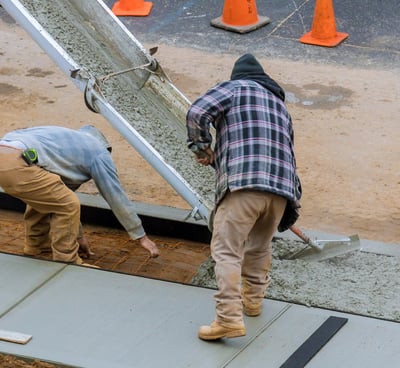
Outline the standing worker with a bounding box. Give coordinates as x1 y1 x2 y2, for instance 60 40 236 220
186 54 301 340
0 125 159 266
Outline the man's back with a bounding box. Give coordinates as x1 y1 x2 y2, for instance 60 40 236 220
187 78 298 204
3 126 109 185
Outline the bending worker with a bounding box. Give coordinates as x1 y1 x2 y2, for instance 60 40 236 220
0 125 159 265
186 54 301 340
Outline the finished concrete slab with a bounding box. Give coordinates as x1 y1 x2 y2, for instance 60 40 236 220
1 253 400 368
0 254 289 367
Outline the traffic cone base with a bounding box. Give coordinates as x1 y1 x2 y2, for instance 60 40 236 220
300 30 348 47
299 0 348 47
211 0 270 34
211 15 270 34
112 1 153 16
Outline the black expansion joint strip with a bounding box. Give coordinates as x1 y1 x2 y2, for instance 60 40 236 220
279 316 348 368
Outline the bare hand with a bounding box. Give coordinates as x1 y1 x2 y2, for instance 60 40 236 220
77 236 95 259
139 235 160 258
196 147 215 166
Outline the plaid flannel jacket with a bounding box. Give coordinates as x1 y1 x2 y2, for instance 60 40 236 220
186 79 301 205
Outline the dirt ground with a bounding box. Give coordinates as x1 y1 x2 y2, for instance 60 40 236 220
0 12 400 368
1 18 399 244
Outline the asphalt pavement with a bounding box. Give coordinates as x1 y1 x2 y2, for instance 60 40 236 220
103 0 400 70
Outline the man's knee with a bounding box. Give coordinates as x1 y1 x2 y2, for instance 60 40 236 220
63 193 80 215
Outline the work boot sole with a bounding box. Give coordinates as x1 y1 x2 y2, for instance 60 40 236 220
24 248 52 256
200 329 246 340
198 322 246 340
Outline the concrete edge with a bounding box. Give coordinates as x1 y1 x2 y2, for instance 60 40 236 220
0 191 398 257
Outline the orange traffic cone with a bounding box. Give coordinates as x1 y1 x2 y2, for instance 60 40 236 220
211 0 270 34
112 0 153 17
300 0 348 47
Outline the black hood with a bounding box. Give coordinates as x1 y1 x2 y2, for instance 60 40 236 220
230 53 285 102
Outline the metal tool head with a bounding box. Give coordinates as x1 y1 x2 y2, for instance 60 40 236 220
290 234 361 261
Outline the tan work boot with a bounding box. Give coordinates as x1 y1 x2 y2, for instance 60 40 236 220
24 245 51 256
241 277 265 317
243 302 262 317
198 320 246 340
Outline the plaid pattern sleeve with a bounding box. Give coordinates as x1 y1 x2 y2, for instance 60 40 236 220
186 82 233 149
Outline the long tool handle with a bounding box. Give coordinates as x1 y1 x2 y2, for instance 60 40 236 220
289 225 321 252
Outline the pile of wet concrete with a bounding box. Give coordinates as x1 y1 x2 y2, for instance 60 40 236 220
190 237 400 322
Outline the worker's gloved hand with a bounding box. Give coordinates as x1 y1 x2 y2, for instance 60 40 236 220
139 235 160 258
77 236 95 259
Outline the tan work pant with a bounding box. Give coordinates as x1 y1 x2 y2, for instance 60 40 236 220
0 147 82 263
211 190 286 326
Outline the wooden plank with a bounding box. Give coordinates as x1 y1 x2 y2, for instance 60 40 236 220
0 329 32 344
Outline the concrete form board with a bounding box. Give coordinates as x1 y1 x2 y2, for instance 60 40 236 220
1 253 400 367
305 309 400 367
2 190 399 257
0 191 211 243
228 306 329 368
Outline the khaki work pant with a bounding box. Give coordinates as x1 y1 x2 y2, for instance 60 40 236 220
0 147 82 263
211 190 286 326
